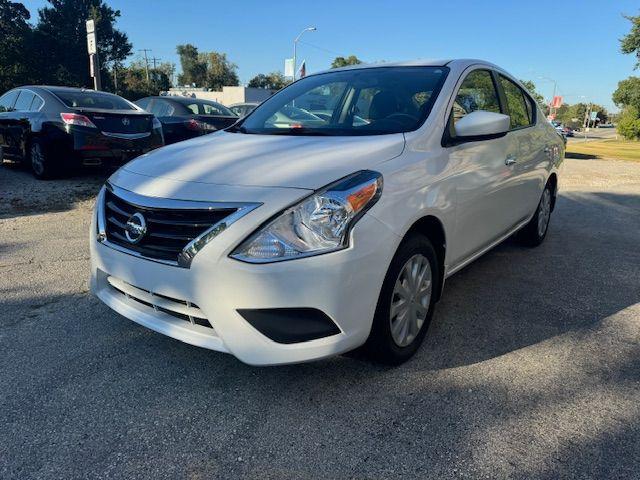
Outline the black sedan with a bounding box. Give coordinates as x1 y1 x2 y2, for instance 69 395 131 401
0 86 164 179
135 96 238 145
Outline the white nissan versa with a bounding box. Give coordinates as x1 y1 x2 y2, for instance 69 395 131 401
90 59 564 365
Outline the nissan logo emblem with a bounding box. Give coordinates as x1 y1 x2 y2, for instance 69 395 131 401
124 212 147 243
122 117 130 126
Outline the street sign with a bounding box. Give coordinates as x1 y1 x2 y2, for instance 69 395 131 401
284 58 294 78
86 19 97 54
551 96 563 109
590 111 598 121
86 18 100 90
87 33 97 55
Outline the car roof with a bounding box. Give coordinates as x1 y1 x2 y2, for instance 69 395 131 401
312 58 500 75
149 96 225 106
22 86 123 96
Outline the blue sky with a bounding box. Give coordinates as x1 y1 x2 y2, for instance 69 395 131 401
23 0 639 111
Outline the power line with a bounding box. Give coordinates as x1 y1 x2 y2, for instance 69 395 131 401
297 40 366 62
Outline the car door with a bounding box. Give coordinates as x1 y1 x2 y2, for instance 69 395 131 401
444 68 523 265
497 74 548 220
0 90 21 159
7 90 38 159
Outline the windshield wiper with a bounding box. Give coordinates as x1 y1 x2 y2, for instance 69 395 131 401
267 128 333 136
226 124 248 134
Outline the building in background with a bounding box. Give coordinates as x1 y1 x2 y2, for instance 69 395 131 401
164 86 275 106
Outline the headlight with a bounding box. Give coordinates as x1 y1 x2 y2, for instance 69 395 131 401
230 170 383 263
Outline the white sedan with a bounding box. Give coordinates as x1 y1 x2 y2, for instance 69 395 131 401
90 59 564 365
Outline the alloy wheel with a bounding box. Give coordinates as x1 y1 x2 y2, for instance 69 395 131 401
31 143 45 176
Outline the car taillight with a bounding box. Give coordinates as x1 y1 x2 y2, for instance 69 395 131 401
184 119 203 131
60 113 97 128
185 119 217 132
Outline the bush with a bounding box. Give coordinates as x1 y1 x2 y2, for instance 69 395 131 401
617 107 640 140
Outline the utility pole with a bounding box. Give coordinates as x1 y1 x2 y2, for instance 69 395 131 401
139 49 152 86
151 57 161 88
113 63 118 95
293 27 316 81
583 102 592 142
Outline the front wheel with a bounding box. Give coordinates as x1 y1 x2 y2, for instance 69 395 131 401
517 184 553 247
362 234 440 365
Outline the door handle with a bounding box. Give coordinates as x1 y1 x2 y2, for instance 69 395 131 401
505 155 517 166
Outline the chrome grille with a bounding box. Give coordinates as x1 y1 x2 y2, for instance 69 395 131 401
103 188 237 263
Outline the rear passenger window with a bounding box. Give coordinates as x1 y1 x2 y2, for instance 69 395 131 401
14 91 35 111
499 75 532 129
30 95 44 111
151 100 174 117
450 70 501 129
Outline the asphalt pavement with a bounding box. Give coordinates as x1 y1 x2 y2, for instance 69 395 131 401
566 127 618 144
1 158 639 479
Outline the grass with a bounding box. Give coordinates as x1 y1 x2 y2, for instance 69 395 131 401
566 138 640 162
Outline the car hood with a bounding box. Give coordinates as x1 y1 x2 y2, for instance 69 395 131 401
122 131 405 190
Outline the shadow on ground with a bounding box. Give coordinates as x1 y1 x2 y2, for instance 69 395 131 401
0 163 107 219
1 188 639 478
565 151 598 160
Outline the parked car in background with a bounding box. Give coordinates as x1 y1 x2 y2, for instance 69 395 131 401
135 96 238 145
91 59 564 366
229 102 259 118
0 86 164 179
552 122 568 145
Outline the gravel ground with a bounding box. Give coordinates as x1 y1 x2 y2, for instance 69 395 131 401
1 159 639 479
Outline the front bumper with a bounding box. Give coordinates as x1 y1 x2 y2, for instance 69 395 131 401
90 197 400 365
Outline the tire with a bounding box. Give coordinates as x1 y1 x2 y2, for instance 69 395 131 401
517 183 553 247
29 139 59 180
362 233 440 365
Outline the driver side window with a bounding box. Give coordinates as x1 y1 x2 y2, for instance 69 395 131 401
450 70 501 133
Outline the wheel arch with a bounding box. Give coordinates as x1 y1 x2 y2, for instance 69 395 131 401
403 214 447 301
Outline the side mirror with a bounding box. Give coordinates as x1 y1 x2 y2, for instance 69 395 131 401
454 110 510 140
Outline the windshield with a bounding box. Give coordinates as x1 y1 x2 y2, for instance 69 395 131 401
233 66 448 136
53 90 136 110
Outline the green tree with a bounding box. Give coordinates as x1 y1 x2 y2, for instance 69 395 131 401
248 72 289 90
612 76 640 110
112 59 173 100
176 45 238 90
519 79 546 110
200 51 239 90
0 0 33 91
33 0 132 87
617 106 640 139
612 76 640 140
176 44 207 86
558 103 608 127
331 55 363 68
620 12 640 68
